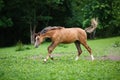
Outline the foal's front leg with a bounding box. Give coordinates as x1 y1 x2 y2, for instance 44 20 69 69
44 42 58 62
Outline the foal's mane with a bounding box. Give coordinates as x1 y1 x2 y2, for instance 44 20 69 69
40 26 64 34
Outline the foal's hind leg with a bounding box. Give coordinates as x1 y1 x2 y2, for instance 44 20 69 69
81 41 94 61
74 41 82 61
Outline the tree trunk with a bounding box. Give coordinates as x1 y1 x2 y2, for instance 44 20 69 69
89 30 96 39
30 29 35 44
30 23 33 44
30 8 37 44
30 23 36 44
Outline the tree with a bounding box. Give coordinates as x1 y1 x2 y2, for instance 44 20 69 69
0 0 13 27
20 0 40 44
0 0 120 47
81 0 120 37
21 0 64 44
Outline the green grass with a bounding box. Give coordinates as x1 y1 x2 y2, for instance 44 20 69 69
0 37 120 80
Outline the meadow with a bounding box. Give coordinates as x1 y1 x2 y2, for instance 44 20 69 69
0 37 120 80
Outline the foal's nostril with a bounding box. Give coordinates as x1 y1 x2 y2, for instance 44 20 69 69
34 43 38 48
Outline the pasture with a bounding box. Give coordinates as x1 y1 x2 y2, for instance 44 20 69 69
0 37 120 80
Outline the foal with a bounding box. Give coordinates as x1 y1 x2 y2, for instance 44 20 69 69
34 26 94 62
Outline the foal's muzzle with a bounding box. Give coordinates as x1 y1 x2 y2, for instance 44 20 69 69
35 45 38 48
34 42 40 48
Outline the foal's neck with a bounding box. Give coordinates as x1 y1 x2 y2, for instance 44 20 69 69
45 30 56 38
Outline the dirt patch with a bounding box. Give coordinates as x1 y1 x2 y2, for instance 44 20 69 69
28 53 120 61
85 55 120 61
52 53 120 61
100 55 120 61
28 55 43 60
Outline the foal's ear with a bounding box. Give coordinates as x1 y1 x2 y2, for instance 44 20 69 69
33 33 37 36
33 33 39 38
35 32 41 35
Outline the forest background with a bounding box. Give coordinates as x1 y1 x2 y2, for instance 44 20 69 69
0 0 120 47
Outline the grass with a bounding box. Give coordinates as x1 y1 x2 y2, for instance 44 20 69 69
0 37 120 80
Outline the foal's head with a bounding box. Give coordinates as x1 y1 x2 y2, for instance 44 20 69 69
34 33 44 48
34 26 64 48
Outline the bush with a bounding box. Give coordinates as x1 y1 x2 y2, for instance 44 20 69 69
113 41 120 48
16 40 24 51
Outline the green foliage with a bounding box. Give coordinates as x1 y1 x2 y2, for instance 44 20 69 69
15 40 31 51
0 17 13 27
15 40 24 51
1 0 120 29
113 41 120 48
0 0 120 46
82 0 120 28
65 0 83 27
0 0 13 27
0 0 4 11
82 19 91 28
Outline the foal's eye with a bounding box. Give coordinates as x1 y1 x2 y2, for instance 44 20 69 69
37 38 39 40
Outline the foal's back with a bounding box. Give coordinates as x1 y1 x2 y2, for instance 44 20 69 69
54 28 87 43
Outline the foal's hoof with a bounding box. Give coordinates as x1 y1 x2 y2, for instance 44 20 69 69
44 59 47 63
75 56 79 61
92 58 95 61
50 57 54 60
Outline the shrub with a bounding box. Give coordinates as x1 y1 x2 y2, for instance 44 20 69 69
16 40 24 51
113 41 120 48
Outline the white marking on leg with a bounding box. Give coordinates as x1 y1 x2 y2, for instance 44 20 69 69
50 55 54 60
75 56 79 61
46 56 49 60
44 59 47 62
91 54 94 61
50 55 53 58
44 56 49 62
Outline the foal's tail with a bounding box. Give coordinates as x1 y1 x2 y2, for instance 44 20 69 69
85 18 98 33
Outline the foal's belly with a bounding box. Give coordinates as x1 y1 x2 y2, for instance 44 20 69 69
60 37 78 44
61 41 74 44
